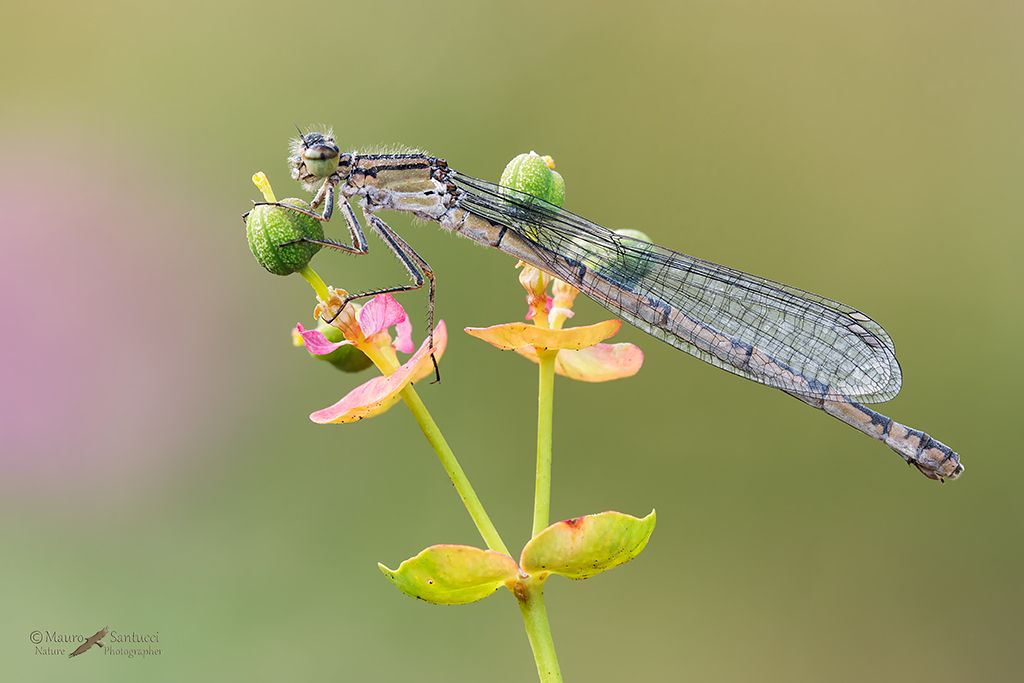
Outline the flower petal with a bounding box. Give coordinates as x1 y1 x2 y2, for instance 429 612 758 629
309 375 404 424
357 294 409 340
310 321 447 424
295 323 354 356
516 342 644 382
525 296 553 321
408 322 447 383
394 315 414 354
464 320 621 352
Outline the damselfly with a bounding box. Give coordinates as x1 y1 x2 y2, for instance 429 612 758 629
253 130 963 482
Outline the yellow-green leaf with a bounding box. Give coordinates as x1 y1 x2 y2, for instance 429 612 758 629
378 545 519 605
520 510 656 581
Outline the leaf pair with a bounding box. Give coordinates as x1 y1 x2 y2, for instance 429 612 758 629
379 510 656 605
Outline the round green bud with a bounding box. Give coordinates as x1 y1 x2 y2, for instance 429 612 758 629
614 229 652 243
246 199 324 276
313 318 374 373
547 169 565 208
573 228 655 283
500 152 565 208
612 229 653 279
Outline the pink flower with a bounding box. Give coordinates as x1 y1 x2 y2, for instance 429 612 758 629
294 324 353 355
356 294 414 354
294 293 446 423
295 291 415 354
309 322 448 424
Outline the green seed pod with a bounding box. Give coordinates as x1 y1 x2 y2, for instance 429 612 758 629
246 199 324 276
500 152 565 208
547 169 565 208
574 228 655 283
313 318 374 373
612 229 654 279
614 229 652 243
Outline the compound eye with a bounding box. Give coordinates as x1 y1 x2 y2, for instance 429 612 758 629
301 142 340 178
302 144 339 162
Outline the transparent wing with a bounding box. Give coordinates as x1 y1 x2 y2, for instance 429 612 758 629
452 172 902 403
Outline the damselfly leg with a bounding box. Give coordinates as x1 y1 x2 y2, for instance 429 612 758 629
364 210 439 382
284 198 440 382
276 199 370 255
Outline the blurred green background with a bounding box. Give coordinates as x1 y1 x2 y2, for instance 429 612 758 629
2 1 1021 680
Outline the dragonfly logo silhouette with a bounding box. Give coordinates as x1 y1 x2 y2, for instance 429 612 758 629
68 626 108 658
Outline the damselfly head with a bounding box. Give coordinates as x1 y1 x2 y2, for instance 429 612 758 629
289 129 343 188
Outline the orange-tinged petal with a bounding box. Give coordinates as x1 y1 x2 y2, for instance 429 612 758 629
464 320 621 352
516 342 644 382
310 322 447 424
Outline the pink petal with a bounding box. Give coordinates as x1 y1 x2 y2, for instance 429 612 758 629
310 322 448 424
394 315 414 354
358 294 409 340
295 323 354 356
515 342 644 382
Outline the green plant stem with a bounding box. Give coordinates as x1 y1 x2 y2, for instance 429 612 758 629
361 328 562 682
398 384 511 556
298 265 331 302
358 343 509 555
517 583 563 683
533 350 557 537
520 349 563 682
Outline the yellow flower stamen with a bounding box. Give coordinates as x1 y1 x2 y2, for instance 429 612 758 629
251 171 277 202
